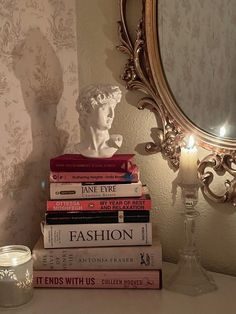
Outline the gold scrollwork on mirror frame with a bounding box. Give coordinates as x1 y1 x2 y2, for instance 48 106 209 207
198 154 236 205
117 0 236 205
117 0 184 169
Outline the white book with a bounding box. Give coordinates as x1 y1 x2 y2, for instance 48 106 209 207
50 181 143 200
42 222 152 248
33 236 162 270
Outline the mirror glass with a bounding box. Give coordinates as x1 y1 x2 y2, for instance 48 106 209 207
158 0 236 139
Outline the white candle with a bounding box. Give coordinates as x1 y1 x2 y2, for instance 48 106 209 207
0 245 33 308
179 136 198 185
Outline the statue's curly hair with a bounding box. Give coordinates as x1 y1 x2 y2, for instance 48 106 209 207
76 84 122 129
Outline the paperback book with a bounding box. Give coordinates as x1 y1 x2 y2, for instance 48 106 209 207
50 154 135 173
33 236 162 270
50 181 143 200
46 186 151 211
45 210 150 224
42 222 152 248
34 269 162 289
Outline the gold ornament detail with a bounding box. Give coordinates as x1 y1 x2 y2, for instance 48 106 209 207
198 153 236 205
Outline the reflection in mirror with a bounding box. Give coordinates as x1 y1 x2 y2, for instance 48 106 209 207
158 0 236 139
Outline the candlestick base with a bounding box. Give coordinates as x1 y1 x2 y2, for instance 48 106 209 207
165 183 217 296
165 248 217 296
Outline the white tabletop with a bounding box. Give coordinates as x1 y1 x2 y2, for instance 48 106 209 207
2 263 236 314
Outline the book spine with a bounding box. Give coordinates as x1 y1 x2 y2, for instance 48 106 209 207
33 241 162 270
44 210 150 225
50 157 133 173
50 168 139 183
42 222 152 248
33 269 162 289
45 210 150 225
46 197 151 211
50 182 142 200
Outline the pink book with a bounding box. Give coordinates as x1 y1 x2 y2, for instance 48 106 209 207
34 269 162 289
49 165 139 183
50 154 135 172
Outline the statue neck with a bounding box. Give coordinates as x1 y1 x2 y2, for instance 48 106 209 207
90 126 109 151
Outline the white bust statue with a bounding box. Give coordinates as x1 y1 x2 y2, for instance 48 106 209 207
75 84 123 158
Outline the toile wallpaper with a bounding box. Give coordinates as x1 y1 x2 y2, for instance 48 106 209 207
0 0 79 248
158 0 236 138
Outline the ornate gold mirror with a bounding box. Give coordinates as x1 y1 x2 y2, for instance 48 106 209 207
118 0 236 204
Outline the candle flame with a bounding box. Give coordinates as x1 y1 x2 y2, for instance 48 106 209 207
187 135 195 149
220 126 226 137
11 257 18 266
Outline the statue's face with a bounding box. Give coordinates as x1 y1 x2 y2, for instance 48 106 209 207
89 100 116 130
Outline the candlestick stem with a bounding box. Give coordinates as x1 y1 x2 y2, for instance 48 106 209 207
165 185 217 296
184 210 198 252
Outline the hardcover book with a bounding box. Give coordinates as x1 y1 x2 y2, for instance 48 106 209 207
49 166 140 183
50 154 135 173
46 186 151 211
33 236 162 270
50 181 143 200
42 222 152 248
45 210 150 224
33 269 162 289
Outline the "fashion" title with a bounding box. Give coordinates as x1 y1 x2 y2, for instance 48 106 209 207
69 229 133 241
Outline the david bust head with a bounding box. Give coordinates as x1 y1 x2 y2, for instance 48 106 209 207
76 84 123 158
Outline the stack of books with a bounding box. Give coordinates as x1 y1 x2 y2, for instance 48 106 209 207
32 154 162 289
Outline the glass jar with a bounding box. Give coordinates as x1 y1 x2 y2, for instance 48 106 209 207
0 245 33 308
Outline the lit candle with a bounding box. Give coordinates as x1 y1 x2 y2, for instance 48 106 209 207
179 135 198 186
0 245 33 308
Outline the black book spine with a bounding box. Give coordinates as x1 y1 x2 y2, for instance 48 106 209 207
45 211 150 225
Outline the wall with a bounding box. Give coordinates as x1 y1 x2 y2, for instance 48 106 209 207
0 0 79 248
76 0 236 276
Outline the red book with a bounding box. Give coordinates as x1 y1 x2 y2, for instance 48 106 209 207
50 154 135 172
46 186 151 211
34 269 162 289
49 166 139 183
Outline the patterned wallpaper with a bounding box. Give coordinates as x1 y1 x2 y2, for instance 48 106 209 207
158 0 236 138
0 0 79 248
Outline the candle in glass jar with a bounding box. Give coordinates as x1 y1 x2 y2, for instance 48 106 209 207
0 245 33 308
179 135 198 185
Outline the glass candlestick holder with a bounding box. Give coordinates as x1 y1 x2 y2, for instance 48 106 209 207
0 245 33 308
165 184 217 296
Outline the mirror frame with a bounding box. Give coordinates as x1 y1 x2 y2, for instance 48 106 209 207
118 0 236 204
